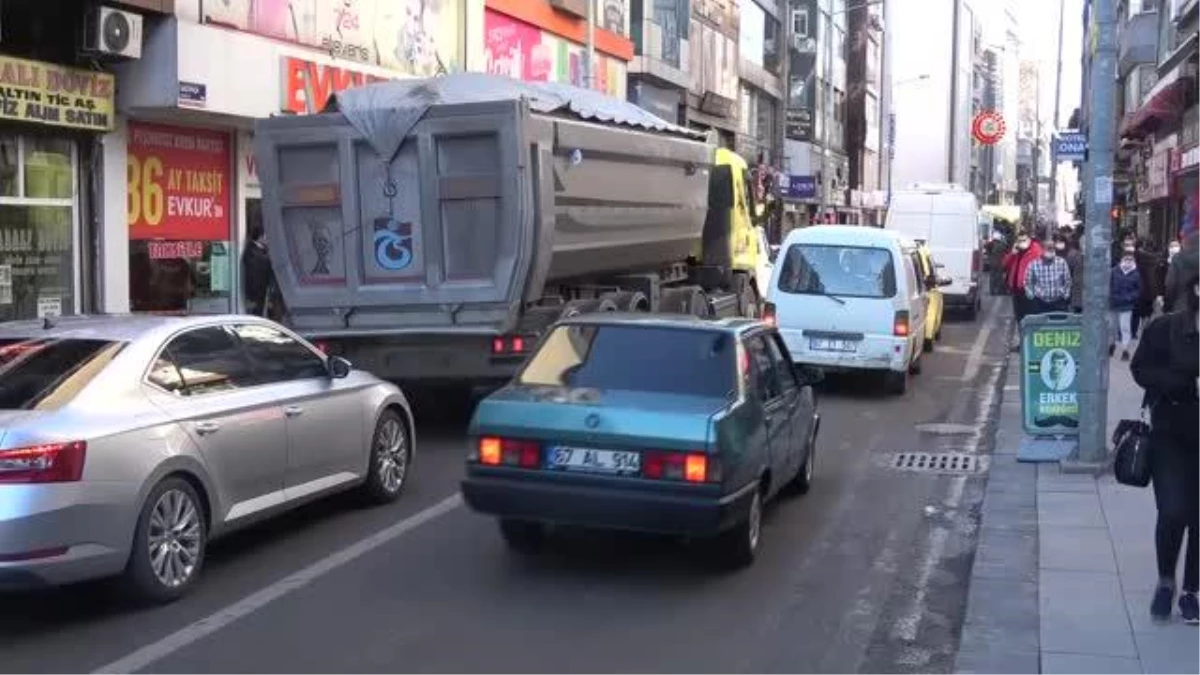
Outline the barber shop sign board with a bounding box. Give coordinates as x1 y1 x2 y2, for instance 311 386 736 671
1020 313 1083 437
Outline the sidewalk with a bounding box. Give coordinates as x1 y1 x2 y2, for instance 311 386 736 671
956 353 1200 674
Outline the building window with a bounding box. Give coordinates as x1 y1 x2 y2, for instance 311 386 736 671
0 134 78 322
792 8 809 38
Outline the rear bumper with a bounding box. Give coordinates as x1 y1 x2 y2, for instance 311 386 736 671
320 335 527 384
944 284 979 306
461 470 757 537
779 329 910 373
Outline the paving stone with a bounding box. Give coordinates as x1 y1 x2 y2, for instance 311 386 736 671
1037 466 1098 493
973 528 1037 581
1133 626 1200 674
1038 491 1108 529
1039 525 1117 572
1039 569 1137 658
954 647 1039 674
1041 652 1142 674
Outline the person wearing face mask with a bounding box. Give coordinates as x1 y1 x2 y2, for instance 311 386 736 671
1003 231 1042 334
1057 235 1084 313
1023 235 1072 315
1131 274 1200 624
1165 229 1199 313
1109 251 1141 360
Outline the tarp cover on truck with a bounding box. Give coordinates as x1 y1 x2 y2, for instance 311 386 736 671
325 73 705 163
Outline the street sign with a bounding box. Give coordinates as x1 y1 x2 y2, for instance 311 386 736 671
1053 131 1088 161
971 111 1006 145
1019 313 1083 437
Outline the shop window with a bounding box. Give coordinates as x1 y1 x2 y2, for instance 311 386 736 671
0 134 77 323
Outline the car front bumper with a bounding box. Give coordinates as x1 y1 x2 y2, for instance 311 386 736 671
461 469 757 537
0 483 137 590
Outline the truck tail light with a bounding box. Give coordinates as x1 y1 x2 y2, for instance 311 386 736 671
893 311 911 337
762 302 777 327
0 441 87 484
491 336 533 356
474 436 541 469
643 451 720 483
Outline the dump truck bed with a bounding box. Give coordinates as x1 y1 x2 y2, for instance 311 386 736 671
253 73 714 338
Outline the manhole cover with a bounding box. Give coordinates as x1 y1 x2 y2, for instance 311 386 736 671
891 452 981 474
914 422 978 435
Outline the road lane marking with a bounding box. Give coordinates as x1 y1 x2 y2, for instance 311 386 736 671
960 297 1002 383
92 494 463 674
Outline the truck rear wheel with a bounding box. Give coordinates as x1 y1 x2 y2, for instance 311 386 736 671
561 298 617 318
661 286 710 317
601 291 649 312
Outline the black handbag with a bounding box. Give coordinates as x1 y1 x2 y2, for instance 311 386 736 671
1112 411 1153 487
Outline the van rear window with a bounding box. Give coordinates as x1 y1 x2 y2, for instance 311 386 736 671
776 244 897 299
0 338 125 410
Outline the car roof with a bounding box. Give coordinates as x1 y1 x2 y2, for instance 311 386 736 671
554 311 767 336
781 224 911 248
0 313 276 343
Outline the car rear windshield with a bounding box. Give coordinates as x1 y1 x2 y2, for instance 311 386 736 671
0 338 125 410
776 244 897 298
518 324 735 398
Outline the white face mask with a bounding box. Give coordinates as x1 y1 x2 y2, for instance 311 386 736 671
1169 245 1181 258
1120 257 1136 271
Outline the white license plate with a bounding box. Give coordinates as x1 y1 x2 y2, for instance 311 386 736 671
548 446 641 475
810 337 858 352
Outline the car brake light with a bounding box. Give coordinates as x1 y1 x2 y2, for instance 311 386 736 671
491 336 532 356
511 336 525 353
893 311 911 337
313 341 329 354
0 441 87 484
491 337 505 355
762 301 777 327
475 436 541 469
643 451 719 483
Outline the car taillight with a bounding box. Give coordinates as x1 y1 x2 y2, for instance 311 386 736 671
491 335 533 356
762 302 777 327
0 441 87 484
313 341 330 355
474 436 541 469
643 451 720 484
893 311 911 337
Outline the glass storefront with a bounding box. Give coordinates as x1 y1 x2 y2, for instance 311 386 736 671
0 133 78 322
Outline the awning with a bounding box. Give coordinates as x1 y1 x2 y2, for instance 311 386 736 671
1121 63 1197 139
981 204 1021 223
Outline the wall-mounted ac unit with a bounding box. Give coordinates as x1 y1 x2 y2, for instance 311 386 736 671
82 5 144 60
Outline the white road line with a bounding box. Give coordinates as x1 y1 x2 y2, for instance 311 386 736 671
961 297 1002 383
92 494 464 675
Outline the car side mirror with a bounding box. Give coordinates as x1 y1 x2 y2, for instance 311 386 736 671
794 364 825 386
327 356 352 379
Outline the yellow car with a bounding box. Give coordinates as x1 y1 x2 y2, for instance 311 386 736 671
914 245 950 352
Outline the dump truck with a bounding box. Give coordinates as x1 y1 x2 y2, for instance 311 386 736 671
253 73 768 387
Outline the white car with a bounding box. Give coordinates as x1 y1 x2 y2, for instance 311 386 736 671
764 225 929 395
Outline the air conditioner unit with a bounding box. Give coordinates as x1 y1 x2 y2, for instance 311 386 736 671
82 5 144 60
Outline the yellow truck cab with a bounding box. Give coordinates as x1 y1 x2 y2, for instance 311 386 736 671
698 146 767 313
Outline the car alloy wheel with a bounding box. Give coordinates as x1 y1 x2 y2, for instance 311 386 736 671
376 415 409 494
146 488 203 589
746 491 762 553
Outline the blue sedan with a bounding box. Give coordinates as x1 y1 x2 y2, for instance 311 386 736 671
461 315 822 567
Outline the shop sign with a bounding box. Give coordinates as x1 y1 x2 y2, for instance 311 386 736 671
1020 315 1083 436
786 108 812 142
178 81 207 109
483 9 626 98
782 174 816 200
0 55 115 132
127 122 232 242
148 241 205 260
1177 146 1199 173
201 0 462 77
282 57 388 115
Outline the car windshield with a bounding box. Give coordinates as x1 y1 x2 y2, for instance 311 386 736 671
0 338 126 410
518 324 735 398
776 244 897 299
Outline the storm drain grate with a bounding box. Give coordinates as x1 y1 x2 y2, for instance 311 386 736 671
891 452 981 474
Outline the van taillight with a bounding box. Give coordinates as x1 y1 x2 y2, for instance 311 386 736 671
762 302 777 327
491 335 533 356
893 311 911 337
474 436 541 469
643 451 721 483
0 441 87 484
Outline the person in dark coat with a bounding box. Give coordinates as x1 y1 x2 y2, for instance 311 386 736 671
1109 251 1140 360
241 225 275 317
1165 231 1199 313
1131 273 1200 624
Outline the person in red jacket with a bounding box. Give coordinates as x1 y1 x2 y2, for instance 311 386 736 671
1003 231 1043 333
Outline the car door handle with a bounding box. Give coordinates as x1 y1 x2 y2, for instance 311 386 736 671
283 405 304 418
194 421 221 435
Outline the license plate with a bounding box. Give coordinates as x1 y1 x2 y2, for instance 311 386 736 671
548 446 641 475
810 337 858 352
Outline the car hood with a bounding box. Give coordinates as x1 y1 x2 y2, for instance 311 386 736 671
470 386 728 452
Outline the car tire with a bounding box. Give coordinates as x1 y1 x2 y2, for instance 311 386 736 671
716 488 762 569
791 431 816 495
923 337 935 353
909 353 923 375
360 409 412 504
122 477 207 604
498 518 546 554
885 370 908 395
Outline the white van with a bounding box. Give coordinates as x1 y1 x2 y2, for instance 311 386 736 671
885 184 983 319
765 225 928 395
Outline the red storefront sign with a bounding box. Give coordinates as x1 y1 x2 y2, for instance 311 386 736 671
281 57 387 115
127 122 232 241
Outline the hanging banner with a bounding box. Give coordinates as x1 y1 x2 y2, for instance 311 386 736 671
0 55 115 131
127 123 232 241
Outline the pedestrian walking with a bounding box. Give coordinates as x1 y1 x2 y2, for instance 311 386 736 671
241 224 277 317
1003 232 1041 348
1133 240 1162 337
1130 273 1200 624
1061 235 1084 313
1165 230 1199 313
1109 251 1141 360
1023 234 1071 315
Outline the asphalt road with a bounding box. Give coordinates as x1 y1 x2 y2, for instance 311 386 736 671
0 297 1012 674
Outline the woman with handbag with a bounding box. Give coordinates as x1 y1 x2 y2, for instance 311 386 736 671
1130 273 1200 623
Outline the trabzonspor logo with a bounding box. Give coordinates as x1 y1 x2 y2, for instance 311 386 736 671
373 218 414 271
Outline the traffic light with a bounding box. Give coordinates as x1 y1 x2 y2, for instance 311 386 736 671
1110 206 1123 221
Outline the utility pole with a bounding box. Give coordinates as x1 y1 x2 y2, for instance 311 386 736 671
776 0 794 235
1032 70 1041 228
584 0 596 89
1070 0 1117 470
1048 0 1065 227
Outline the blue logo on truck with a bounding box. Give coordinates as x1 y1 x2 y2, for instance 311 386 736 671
373 218 414 271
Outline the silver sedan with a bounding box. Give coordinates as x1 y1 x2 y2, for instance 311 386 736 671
0 314 415 602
